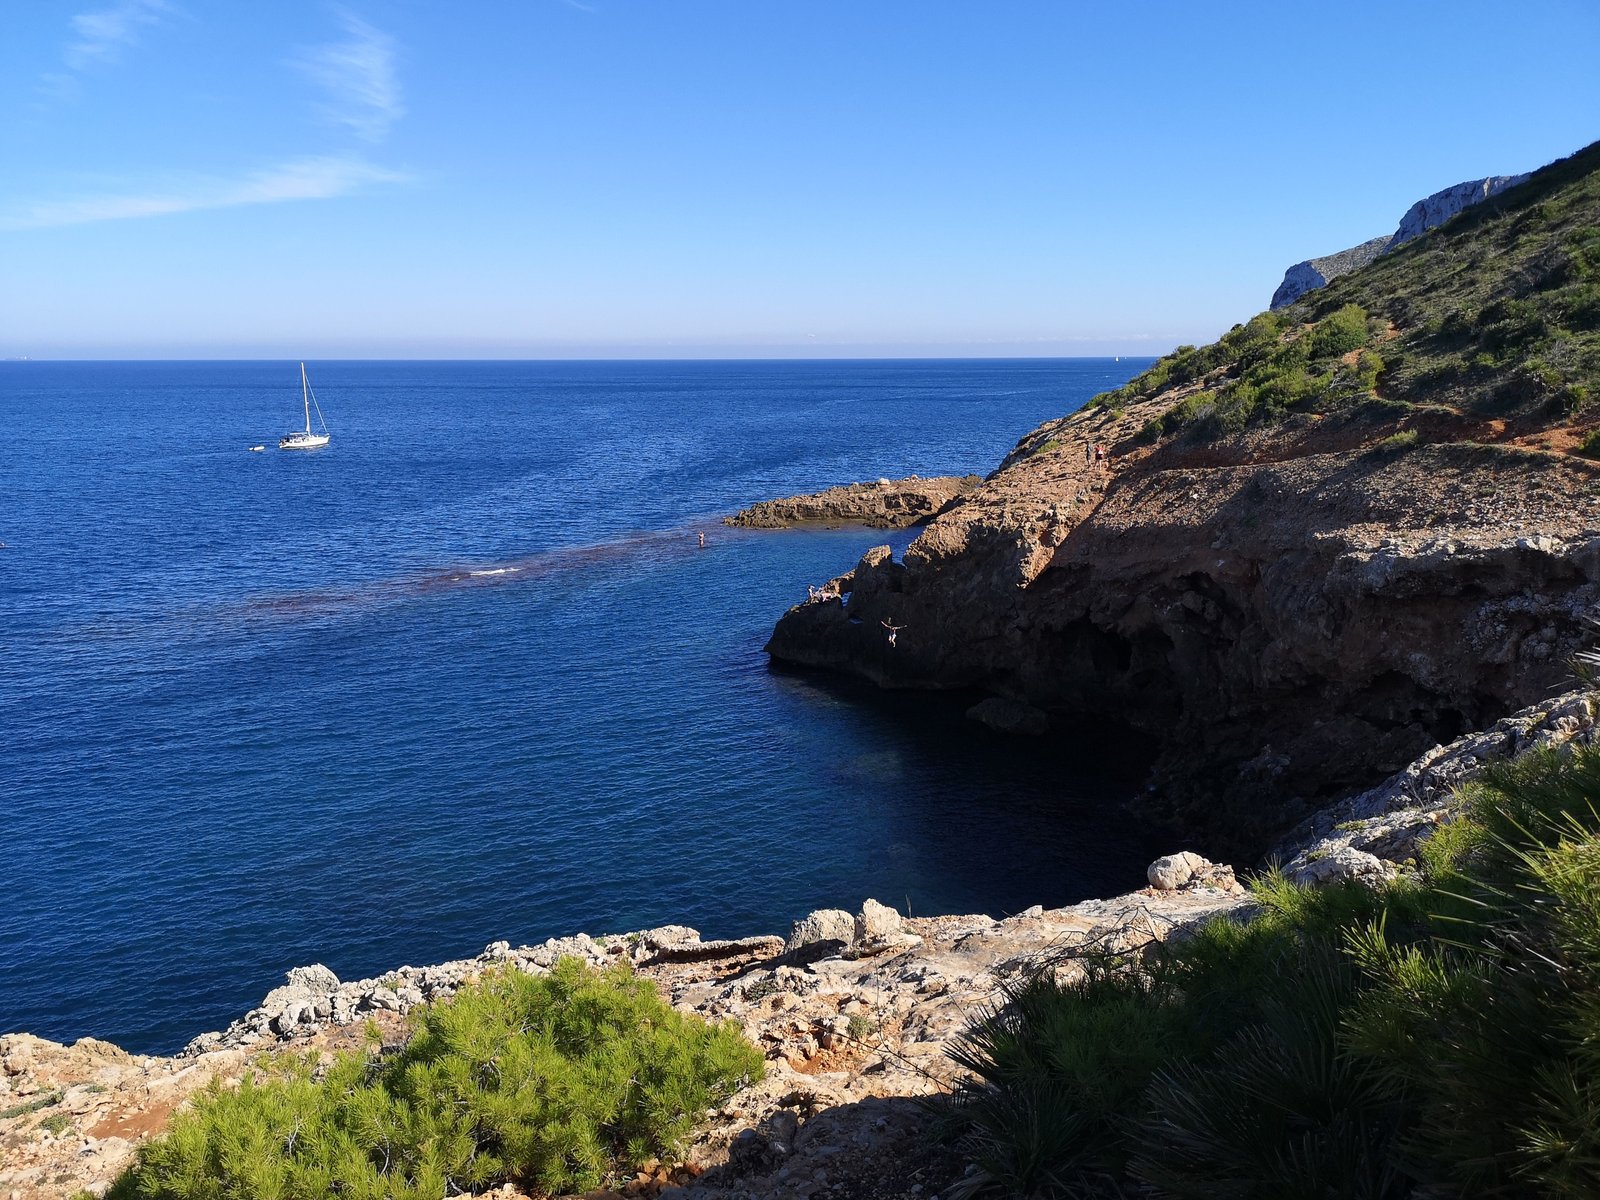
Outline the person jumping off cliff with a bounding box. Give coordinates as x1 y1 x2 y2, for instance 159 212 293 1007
881 619 904 648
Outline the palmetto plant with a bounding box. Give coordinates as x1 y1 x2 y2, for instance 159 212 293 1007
941 731 1600 1199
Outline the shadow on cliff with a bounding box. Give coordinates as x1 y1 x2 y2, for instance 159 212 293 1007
1027 435 1592 855
763 662 1213 891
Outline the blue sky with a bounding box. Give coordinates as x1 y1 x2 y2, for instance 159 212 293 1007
2 1 1597 359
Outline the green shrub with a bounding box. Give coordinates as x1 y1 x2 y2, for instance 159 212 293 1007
1578 429 1600 460
1355 349 1386 390
110 960 763 1199
40 1111 75 1137
945 966 1182 1195
0 1091 62 1120
1344 748 1600 1197
1562 282 1600 331
1373 429 1419 454
846 1014 879 1041
1308 304 1371 358
942 740 1600 1199
1130 946 1412 1200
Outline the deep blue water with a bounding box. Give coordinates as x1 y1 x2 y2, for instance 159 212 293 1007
0 358 1161 1054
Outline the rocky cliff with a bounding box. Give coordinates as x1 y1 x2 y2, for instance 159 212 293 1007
1388 172 1530 248
1269 236 1390 309
769 141 1600 852
767 404 1600 849
1270 172 1531 308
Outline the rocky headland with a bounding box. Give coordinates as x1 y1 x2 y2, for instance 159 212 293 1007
725 475 982 530
769 141 1600 852
766 398 1600 848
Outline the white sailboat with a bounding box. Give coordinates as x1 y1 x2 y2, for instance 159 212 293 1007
279 362 331 450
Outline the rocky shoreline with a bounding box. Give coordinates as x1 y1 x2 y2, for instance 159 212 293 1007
724 475 982 530
0 881 1248 1200
6 686 1595 1200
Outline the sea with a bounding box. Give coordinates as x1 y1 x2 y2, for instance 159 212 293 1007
0 357 1163 1055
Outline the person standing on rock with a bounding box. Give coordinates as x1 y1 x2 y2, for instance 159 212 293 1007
880 619 904 648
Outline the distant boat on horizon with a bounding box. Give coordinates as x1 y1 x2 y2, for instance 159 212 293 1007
279 362 331 450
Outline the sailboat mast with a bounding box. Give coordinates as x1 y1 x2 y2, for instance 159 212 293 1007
301 362 311 434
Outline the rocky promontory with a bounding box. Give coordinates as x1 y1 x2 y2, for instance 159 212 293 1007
766 403 1600 847
725 475 981 529
768 143 1600 852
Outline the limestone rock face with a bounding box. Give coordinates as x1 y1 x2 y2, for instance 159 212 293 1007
1147 851 1207 890
284 964 339 993
853 899 903 945
1146 852 1240 892
1277 689 1598 884
785 909 855 952
1270 236 1390 308
1269 173 1530 308
1389 174 1529 248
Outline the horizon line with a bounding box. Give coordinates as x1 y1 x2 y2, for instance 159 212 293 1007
0 352 1161 364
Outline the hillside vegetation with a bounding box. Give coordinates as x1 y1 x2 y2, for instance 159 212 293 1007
1090 140 1600 448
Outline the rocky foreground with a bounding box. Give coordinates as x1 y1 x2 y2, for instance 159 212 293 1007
5 687 1594 1200
724 476 981 530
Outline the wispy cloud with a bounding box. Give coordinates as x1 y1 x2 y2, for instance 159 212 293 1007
295 11 405 143
37 0 171 102
0 156 411 231
63 0 171 71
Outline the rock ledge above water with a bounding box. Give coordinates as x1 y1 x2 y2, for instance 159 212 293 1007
725 475 981 530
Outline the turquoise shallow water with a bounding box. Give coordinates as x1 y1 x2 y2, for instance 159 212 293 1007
0 358 1163 1054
